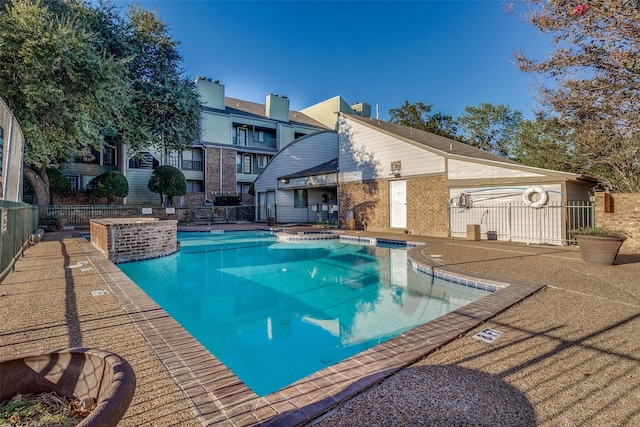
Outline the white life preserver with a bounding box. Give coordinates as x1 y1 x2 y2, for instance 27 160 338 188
522 186 549 208
458 192 472 209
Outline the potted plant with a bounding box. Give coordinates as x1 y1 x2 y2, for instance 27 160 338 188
571 227 630 265
44 213 61 231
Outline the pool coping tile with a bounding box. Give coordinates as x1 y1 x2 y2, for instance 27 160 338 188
76 235 545 426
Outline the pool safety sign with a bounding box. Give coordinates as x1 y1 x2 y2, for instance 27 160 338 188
473 328 503 344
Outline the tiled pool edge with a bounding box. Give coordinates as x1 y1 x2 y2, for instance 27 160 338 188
76 236 545 426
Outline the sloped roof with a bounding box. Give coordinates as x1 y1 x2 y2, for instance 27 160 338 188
204 97 330 129
343 113 521 165
278 158 338 180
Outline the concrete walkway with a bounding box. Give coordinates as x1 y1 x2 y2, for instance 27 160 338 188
313 236 640 426
1 228 639 426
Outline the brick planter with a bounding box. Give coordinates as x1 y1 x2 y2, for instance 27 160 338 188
90 218 178 263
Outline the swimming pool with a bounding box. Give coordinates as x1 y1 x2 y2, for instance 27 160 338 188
118 231 490 396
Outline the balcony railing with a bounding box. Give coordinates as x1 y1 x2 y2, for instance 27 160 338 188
181 160 203 171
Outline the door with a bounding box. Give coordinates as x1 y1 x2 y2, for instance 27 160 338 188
390 180 407 229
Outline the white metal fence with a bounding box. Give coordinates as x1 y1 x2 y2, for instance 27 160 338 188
448 201 594 245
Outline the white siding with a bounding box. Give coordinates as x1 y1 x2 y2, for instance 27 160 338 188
449 184 564 206
201 112 231 145
447 159 546 180
338 116 445 183
254 131 338 194
125 169 157 205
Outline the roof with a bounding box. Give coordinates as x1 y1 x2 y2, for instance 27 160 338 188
343 113 521 165
278 158 338 180
204 97 330 129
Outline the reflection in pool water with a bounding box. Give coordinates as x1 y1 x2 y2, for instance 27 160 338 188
118 231 490 396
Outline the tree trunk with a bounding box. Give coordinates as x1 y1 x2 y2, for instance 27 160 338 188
23 165 51 207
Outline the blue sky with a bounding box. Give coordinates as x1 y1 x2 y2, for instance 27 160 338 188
120 1 552 120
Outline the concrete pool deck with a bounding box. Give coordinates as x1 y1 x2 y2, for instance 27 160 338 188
1 226 639 426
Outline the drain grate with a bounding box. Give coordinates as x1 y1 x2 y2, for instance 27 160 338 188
473 328 503 344
91 290 108 297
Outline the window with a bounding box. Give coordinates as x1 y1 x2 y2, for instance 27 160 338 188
236 127 247 145
103 145 116 166
67 175 80 191
243 155 252 174
237 183 251 194
294 189 308 208
253 130 264 142
258 155 269 169
182 149 203 171
186 180 203 193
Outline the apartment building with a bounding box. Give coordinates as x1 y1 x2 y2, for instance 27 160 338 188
57 79 372 206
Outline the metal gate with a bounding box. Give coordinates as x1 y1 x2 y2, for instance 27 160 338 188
448 201 594 245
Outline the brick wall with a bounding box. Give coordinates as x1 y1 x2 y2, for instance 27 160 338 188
406 176 449 236
595 192 640 253
339 175 448 236
90 218 178 263
339 181 388 231
204 147 237 196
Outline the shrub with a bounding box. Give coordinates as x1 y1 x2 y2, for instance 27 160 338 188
571 227 631 239
148 165 186 206
87 171 129 204
46 168 71 194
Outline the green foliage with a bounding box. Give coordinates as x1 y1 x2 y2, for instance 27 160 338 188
44 213 60 227
510 115 578 172
46 168 71 195
215 196 240 206
0 0 128 168
570 227 631 239
457 103 523 157
148 165 186 205
514 1 640 192
87 171 129 203
388 101 458 139
0 0 201 205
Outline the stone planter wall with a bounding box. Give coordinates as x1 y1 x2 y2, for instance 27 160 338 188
90 218 178 263
594 192 640 253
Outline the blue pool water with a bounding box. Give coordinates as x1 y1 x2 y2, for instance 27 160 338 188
118 231 490 396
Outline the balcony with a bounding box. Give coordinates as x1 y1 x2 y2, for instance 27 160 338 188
181 159 203 171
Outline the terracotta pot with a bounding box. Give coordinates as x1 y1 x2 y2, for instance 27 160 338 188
575 234 626 265
0 348 136 427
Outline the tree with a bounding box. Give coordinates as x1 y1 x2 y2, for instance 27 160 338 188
514 1 640 192
510 115 578 172
46 168 72 195
148 165 186 206
0 0 200 206
0 0 129 206
388 101 458 139
87 171 129 204
457 103 523 157
125 4 201 156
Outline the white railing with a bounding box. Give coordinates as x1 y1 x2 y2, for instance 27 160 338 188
448 201 593 245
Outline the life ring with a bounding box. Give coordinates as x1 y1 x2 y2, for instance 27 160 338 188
522 186 549 208
458 192 473 209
